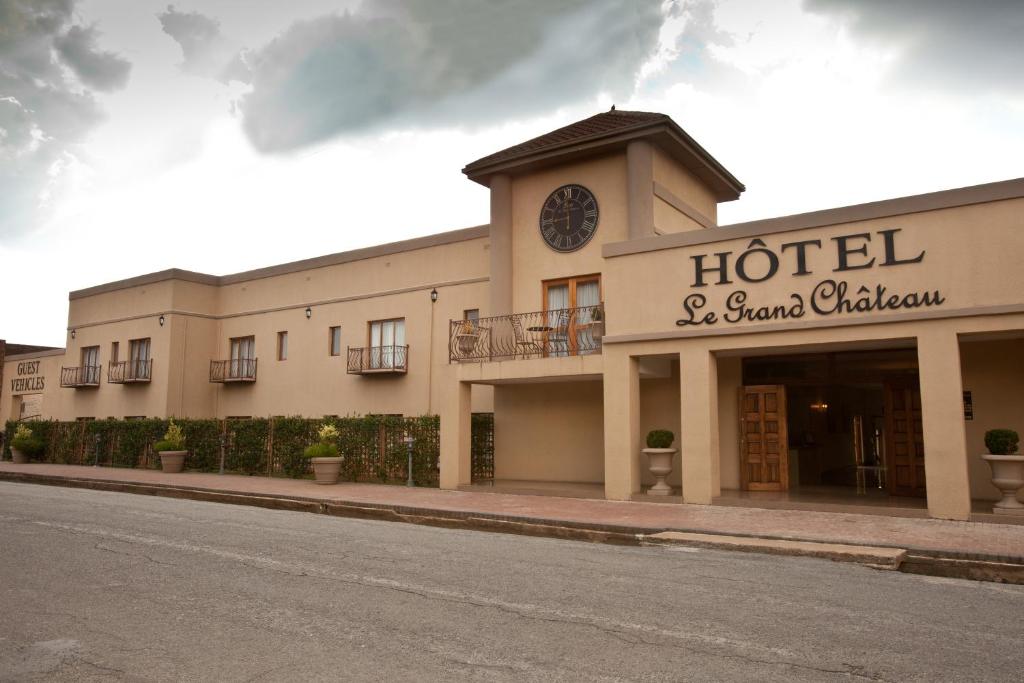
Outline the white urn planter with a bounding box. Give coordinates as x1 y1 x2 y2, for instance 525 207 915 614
981 454 1024 515
643 448 676 495
455 333 480 355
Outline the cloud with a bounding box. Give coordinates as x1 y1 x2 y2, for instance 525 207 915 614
53 25 132 91
803 0 1024 92
157 4 250 83
0 0 131 238
164 0 665 153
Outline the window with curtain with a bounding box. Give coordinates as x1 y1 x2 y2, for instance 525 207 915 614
369 318 405 369
229 336 255 378
329 326 341 356
129 338 151 379
81 346 100 384
542 275 601 357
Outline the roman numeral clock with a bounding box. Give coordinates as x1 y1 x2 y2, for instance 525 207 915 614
539 184 599 252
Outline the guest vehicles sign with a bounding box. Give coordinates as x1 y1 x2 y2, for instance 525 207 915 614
676 228 945 327
10 360 45 393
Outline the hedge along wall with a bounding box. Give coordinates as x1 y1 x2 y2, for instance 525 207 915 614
2 415 496 487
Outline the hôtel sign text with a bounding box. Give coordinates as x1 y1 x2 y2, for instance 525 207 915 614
677 228 945 327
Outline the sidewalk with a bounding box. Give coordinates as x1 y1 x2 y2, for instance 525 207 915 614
2 462 1023 568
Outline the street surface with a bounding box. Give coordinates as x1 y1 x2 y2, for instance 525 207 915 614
1 482 1022 682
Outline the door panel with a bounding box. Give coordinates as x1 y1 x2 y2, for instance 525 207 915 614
885 382 926 497
739 385 789 491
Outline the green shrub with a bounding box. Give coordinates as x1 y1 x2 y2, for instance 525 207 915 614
154 419 186 452
646 429 675 449
304 442 340 458
11 436 44 457
984 429 1019 455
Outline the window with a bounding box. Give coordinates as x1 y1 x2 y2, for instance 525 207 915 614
125 415 147 420
229 336 255 378
110 341 119 364
542 275 601 357
128 338 151 380
464 309 479 322
368 318 405 369
277 331 288 361
81 346 100 384
329 326 342 356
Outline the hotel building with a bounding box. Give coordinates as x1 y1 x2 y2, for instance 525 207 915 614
4 109 1024 521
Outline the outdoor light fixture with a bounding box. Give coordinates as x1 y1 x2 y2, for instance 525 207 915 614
810 401 829 412
430 288 438 303
305 307 312 319
70 329 76 339
158 315 165 327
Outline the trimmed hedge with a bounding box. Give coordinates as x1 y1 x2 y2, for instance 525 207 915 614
2 414 491 488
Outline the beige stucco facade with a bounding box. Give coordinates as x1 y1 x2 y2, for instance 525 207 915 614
5 109 1023 520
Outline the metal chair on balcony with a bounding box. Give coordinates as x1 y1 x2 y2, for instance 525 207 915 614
510 315 543 359
546 309 572 357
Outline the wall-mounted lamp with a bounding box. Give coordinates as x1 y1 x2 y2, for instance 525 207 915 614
158 315 165 327
430 288 438 303
70 329 76 340
305 307 312 319
810 401 829 413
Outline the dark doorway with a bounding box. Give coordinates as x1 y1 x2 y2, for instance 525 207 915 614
742 349 923 497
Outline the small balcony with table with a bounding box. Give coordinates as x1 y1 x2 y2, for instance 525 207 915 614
449 304 604 383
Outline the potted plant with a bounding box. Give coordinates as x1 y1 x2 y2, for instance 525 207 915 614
305 423 343 484
454 320 480 355
642 429 676 495
982 428 1024 515
9 424 43 464
154 419 188 473
589 305 605 342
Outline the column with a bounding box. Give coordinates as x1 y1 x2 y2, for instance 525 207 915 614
439 380 472 489
626 140 654 240
603 349 641 500
679 346 719 504
489 174 513 316
917 328 972 520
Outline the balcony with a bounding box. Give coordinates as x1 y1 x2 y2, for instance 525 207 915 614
347 345 409 374
449 305 604 363
60 365 101 388
209 358 258 383
108 359 153 384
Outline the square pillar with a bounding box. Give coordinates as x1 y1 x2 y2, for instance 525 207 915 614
604 349 641 500
917 329 972 520
440 380 472 489
680 347 719 504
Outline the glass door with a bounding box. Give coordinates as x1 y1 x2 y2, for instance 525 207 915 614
370 319 405 369
542 275 601 357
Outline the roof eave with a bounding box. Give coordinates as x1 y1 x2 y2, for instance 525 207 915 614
463 122 744 202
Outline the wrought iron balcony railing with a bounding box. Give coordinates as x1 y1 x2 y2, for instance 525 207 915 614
449 305 604 362
60 365 101 388
209 358 258 383
108 359 153 384
347 345 409 374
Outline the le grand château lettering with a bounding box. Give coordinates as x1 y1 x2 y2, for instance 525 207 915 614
10 360 45 392
676 228 946 327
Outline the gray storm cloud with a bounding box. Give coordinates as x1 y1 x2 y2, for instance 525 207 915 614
804 0 1024 92
157 5 248 83
0 0 132 238
159 0 665 153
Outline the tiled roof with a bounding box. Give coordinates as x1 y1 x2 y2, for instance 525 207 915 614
464 109 669 172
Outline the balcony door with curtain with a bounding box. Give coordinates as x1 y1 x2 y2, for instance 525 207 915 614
230 336 255 379
370 318 405 369
543 275 601 357
129 338 151 380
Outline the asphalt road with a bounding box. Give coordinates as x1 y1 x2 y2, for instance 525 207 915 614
1 483 1022 682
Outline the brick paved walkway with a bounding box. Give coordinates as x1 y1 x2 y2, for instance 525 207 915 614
2 462 1022 561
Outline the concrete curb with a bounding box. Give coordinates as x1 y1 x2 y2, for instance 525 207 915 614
640 531 908 569
2 470 1022 584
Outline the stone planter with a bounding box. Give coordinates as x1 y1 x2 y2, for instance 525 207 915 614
455 333 480 355
589 321 605 342
11 448 28 464
158 450 187 473
643 448 676 495
982 454 1024 515
311 456 343 485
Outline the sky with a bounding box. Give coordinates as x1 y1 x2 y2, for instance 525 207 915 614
1 0 1022 347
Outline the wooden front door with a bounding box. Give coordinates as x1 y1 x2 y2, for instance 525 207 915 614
739 385 789 491
884 382 926 497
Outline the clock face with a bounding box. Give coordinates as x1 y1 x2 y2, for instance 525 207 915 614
539 184 599 252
